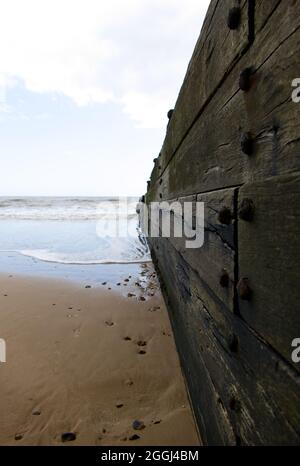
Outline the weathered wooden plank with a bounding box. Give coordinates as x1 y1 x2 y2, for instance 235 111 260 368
150 236 300 445
238 173 300 372
254 0 282 36
149 237 237 445
148 0 300 196
151 0 249 184
157 188 237 313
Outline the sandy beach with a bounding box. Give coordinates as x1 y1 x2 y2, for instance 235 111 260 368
0 263 200 446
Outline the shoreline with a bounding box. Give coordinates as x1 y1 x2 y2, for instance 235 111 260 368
0 267 200 446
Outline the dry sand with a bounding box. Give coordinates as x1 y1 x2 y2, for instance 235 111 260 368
0 264 200 445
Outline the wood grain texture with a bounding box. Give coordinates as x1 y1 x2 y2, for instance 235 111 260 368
150 237 300 445
151 0 249 184
148 0 300 198
238 173 300 372
162 189 237 313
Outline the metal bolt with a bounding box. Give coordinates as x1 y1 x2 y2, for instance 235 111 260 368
238 198 255 221
240 132 254 155
239 67 254 91
167 109 174 120
220 270 229 288
227 7 241 30
237 277 252 301
218 207 232 225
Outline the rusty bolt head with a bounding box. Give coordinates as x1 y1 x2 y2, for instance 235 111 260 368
238 198 255 221
227 7 241 30
237 277 252 301
241 132 254 155
218 206 232 225
228 334 239 353
220 270 229 288
167 109 174 120
239 67 254 91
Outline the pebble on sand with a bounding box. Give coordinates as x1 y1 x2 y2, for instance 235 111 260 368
127 293 135 298
132 420 145 431
85 285 92 289
116 402 124 408
15 434 23 441
61 432 76 442
129 434 140 441
125 379 133 386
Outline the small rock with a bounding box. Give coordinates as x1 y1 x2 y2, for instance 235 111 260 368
138 350 146 355
61 432 76 442
125 379 133 386
116 402 124 408
153 420 161 425
137 340 147 347
85 285 91 289
105 321 114 327
102 282 107 285
15 434 23 441
124 279 129 282
127 293 135 298
129 434 140 441
132 420 145 431
124 336 132 341
32 410 41 416
139 297 146 302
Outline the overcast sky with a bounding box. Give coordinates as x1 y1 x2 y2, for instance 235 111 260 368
0 0 209 196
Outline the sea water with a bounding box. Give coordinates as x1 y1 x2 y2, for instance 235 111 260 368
0 197 150 281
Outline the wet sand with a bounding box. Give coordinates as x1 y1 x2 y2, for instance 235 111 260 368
0 264 200 445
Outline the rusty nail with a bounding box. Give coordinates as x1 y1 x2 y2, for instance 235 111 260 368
167 109 174 120
228 334 239 353
239 67 253 91
218 206 232 225
227 7 241 30
237 277 252 301
220 270 229 288
241 132 254 155
238 198 255 221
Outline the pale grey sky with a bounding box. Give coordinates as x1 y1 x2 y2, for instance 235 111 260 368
0 0 210 196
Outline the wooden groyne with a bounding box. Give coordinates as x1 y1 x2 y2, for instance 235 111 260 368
142 0 300 445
